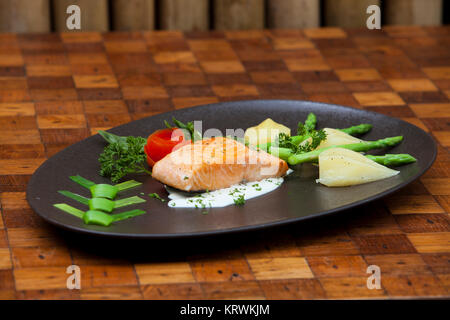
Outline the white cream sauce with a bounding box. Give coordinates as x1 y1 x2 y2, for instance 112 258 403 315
166 169 293 208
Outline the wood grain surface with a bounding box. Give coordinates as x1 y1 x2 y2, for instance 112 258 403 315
111 0 155 31
160 0 209 31
0 26 449 300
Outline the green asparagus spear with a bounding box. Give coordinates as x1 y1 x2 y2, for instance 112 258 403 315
366 154 416 166
270 148 415 167
339 124 373 136
269 147 294 161
260 124 370 151
287 136 403 165
291 135 308 145
257 142 270 152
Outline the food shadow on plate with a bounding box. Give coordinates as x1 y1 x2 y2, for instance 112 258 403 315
54 202 380 263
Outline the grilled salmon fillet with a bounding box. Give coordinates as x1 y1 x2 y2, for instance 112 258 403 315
152 137 288 191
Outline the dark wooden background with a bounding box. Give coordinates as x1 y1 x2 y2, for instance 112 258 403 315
0 0 447 33
0 25 448 299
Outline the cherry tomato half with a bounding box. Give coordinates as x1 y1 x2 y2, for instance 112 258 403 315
144 128 190 165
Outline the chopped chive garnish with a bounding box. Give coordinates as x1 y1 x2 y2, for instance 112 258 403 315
53 203 84 218
149 193 165 202
233 194 245 206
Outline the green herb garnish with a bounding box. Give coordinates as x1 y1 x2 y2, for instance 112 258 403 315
233 194 245 206
98 131 150 183
68 175 141 199
164 117 202 142
296 123 327 153
89 184 118 200
54 203 145 227
149 193 166 202
251 183 262 191
269 113 327 159
57 193 145 213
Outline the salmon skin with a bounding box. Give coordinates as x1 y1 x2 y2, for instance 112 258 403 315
152 137 289 191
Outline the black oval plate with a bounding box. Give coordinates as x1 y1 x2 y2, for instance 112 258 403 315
27 100 436 239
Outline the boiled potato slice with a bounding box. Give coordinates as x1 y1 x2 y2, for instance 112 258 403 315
316 128 362 149
317 148 399 187
245 118 290 146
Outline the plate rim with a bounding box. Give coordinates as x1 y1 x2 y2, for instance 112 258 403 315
26 99 438 239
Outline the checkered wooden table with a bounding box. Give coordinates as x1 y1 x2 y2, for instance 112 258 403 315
0 26 449 299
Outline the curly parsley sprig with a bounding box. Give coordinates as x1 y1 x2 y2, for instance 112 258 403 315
296 123 327 153
98 131 150 183
275 113 327 155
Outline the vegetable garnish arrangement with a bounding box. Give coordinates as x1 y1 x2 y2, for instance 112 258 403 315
53 175 146 226
98 118 199 182
98 131 149 183
26 100 435 238
91 112 416 211
245 113 415 189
